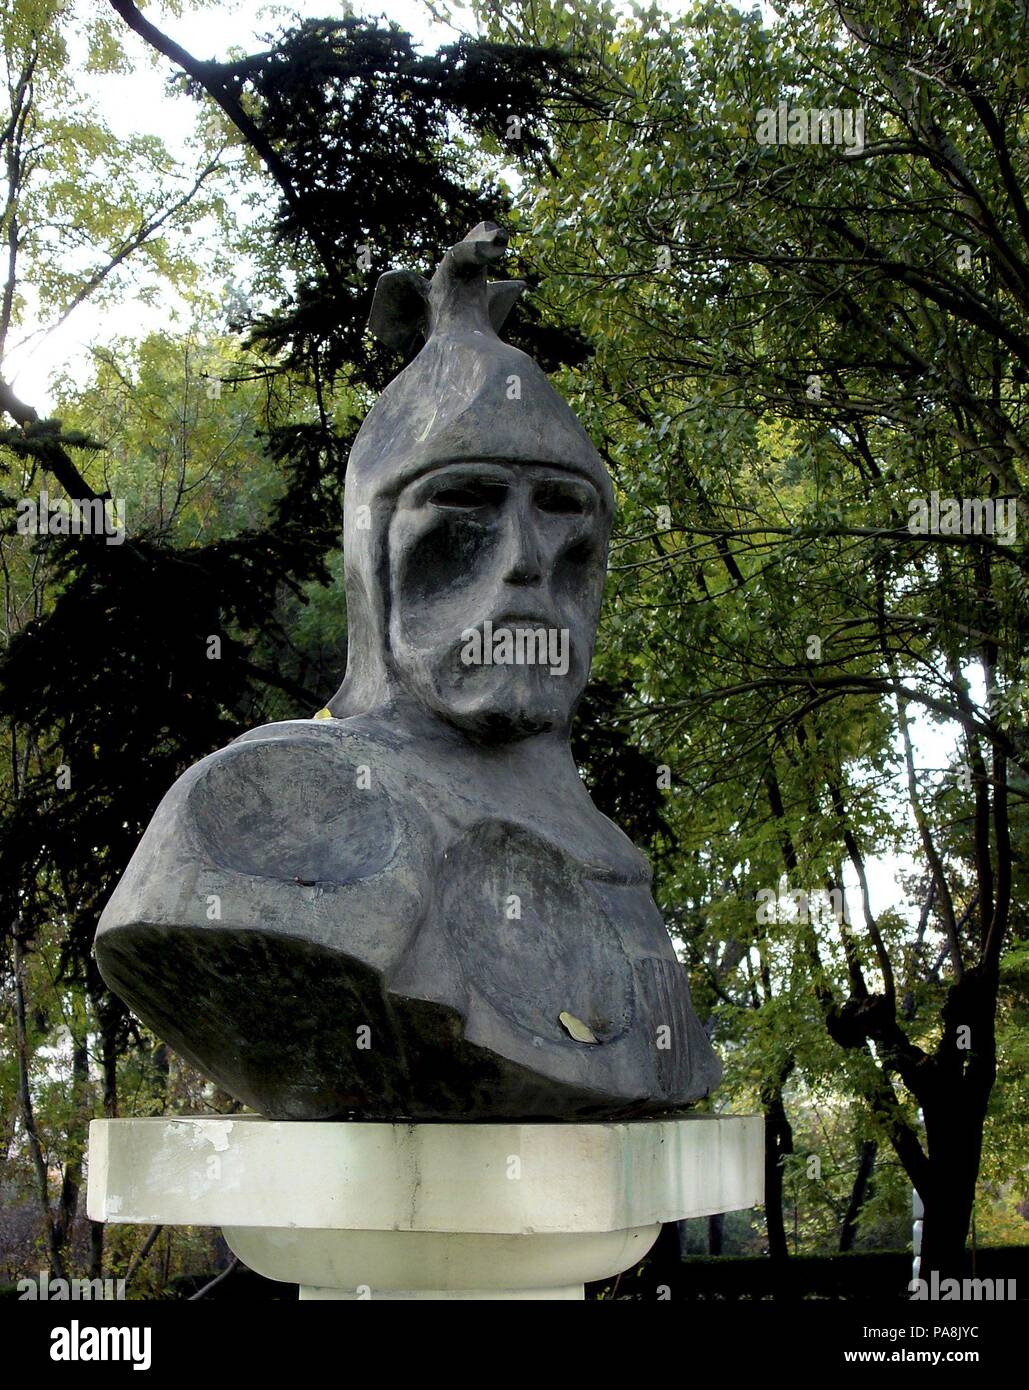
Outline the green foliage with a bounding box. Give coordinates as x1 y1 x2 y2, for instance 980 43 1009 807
477 0 1028 1259
1 0 1025 1292
0 1 612 1293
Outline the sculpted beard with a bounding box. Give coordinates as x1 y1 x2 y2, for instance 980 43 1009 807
390 615 582 739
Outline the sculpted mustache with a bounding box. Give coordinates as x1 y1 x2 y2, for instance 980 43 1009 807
456 611 561 634
455 621 572 678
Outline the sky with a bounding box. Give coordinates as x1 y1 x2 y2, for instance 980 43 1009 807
9 0 960 938
10 1 470 410
6 0 716 408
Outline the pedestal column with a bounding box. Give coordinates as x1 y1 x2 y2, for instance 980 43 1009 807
87 1114 763 1300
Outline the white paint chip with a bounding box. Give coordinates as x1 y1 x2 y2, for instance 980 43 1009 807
197 1119 234 1152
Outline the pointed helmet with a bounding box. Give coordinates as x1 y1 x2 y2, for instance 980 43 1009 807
328 222 612 720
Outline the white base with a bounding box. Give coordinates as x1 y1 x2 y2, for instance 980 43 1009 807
299 1284 585 1300
88 1114 762 1300
224 1224 660 1299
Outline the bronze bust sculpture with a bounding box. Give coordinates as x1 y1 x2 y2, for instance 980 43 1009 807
95 223 721 1120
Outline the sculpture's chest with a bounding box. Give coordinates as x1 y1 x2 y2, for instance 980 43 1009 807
390 811 678 1053
96 725 718 1119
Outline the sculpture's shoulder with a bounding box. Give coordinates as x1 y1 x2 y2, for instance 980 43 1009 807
205 716 432 874
228 715 423 801
97 718 435 948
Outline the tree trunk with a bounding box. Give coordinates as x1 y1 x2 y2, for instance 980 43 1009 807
917 1096 990 1282
88 984 124 1277
100 1014 120 1118
839 1140 876 1252
89 1219 105 1280
645 1221 685 1295
707 1212 724 1256
11 931 67 1280
53 1031 90 1251
153 1041 170 1112
762 1060 794 1261
914 968 998 1283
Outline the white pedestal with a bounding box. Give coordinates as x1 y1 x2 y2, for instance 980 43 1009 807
87 1114 762 1300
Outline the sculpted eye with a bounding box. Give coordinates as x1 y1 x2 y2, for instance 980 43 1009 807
564 538 595 565
536 484 589 516
431 483 506 510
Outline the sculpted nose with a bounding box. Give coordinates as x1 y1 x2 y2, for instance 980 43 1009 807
500 505 543 586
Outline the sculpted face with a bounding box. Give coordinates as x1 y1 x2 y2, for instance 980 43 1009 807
387 460 610 740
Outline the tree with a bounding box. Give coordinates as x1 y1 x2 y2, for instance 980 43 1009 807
0 2 604 1287
469 0 1027 1281
0 0 233 1277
